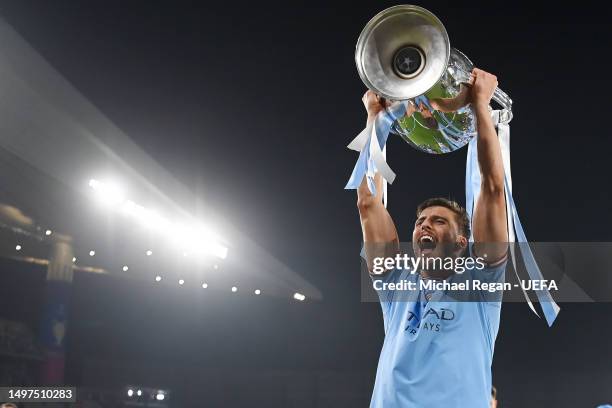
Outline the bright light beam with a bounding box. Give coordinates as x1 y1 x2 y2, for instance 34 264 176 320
88 179 228 259
89 179 125 206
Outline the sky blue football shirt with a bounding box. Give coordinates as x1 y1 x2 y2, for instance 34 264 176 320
369 252 506 408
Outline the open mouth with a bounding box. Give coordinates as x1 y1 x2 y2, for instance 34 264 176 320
418 234 437 252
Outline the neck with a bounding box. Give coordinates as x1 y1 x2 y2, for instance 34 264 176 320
420 269 454 280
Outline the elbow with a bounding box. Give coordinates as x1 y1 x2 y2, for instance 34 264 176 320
481 178 505 197
357 195 379 212
357 196 374 212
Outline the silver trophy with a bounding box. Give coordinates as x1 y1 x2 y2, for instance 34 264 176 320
355 5 513 154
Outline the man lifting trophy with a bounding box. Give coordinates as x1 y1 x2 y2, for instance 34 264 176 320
344 5 559 408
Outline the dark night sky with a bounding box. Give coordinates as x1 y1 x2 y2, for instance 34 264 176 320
0 1 611 406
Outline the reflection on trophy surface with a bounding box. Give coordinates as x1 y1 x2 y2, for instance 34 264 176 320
355 5 513 154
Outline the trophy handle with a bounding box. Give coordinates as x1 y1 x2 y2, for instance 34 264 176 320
492 87 513 111
451 48 513 114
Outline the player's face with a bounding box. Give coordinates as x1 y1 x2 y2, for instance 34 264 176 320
412 206 463 259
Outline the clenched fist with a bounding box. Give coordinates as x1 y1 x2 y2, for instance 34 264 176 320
362 90 388 119
429 68 498 112
470 68 498 109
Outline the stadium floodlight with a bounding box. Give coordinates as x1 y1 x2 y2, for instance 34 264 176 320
202 283 208 289
127 389 134 397
254 289 261 295
170 223 228 259
72 257 77 262
88 179 228 259
179 279 185 285
210 243 228 259
15 244 21 251
89 179 125 206
293 293 306 301
121 200 143 217
156 393 165 401
89 250 95 256
122 265 129 272
178 241 228 259
146 250 153 256
231 286 238 293
136 390 142 397
155 276 162 282
45 229 52 236
123 201 170 231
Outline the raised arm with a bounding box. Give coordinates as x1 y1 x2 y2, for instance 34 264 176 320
357 91 399 272
469 69 508 263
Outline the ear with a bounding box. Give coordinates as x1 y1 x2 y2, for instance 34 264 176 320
456 235 468 250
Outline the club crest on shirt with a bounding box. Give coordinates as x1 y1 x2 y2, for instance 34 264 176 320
405 307 455 335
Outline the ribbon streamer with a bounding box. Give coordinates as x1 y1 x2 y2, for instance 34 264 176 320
345 101 412 197
465 109 560 326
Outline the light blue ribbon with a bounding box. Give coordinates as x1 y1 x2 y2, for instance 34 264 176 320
465 113 560 326
505 179 561 326
345 101 410 195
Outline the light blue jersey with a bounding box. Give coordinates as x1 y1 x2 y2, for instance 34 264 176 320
369 254 506 408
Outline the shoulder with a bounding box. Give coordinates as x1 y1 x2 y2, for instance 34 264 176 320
468 242 508 272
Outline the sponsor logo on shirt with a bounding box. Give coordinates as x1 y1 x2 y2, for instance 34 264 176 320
405 307 455 334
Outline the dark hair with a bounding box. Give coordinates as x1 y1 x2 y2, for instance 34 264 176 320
491 385 498 399
2 403 18 408
416 197 470 238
